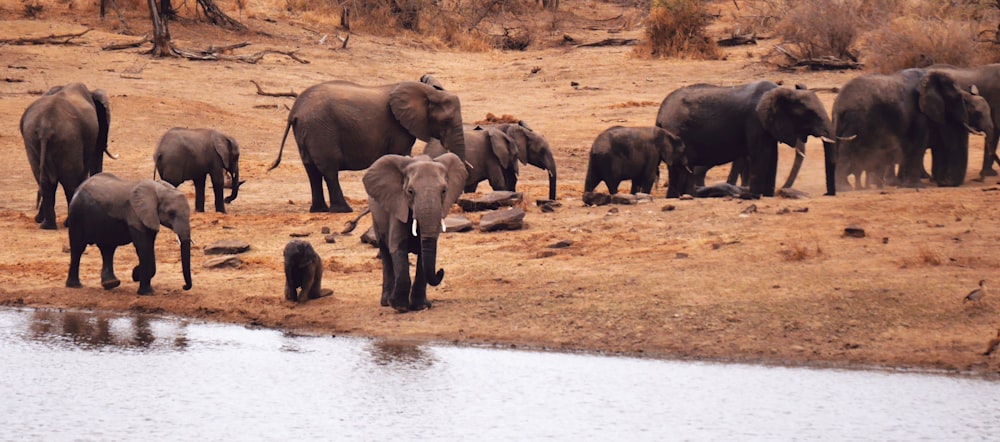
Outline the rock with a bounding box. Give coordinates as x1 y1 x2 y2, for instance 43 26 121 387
479 208 525 232
536 199 562 208
540 203 555 213
694 182 747 198
740 204 758 215
777 188 810 199
536 250 557 258
675 252 689 259
361 227 379 247
289 231 310 238
610 193 637 205
844 226 866 238
679 194 694 200
458 191 523 212
321 226 331 234
324 234 337 244
203 255 242 269
549 239 573 248
203 239 251 255
662 204 676 212
634 193 653 203
607 207 619 214
582 192 611 206
444 215 474 232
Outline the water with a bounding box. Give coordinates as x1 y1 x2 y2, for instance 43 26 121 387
1 307 998 441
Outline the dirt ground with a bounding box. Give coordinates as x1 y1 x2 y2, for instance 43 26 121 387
2 1 1000 377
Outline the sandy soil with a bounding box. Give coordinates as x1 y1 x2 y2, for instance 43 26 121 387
2 1 1000 377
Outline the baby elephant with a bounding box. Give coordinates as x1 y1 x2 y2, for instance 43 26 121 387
153 127 241 213
283 240 332 302
584 126 686 195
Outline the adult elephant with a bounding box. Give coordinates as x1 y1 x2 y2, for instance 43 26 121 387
153 127 241 213
269 80 467 213
362 153 467 312
833 69 984 190
65 173 192 295
656 81 838 198
424 126 519 194
583 125 686 195
927 64 1000 177
20 83 114 229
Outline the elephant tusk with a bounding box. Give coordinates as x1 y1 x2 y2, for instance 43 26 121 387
441 218 447 233
837 134 858 141
965 123 986 136
106 151 120 160
464 160 475 170
412 219 418 237
685 165 694 174
547 169 554 178
819 136 836 143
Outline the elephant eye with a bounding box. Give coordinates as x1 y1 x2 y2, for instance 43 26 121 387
406 188 415 196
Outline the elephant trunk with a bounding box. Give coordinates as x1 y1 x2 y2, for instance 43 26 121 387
442 123 467 162
180 238 192 290
421 236 443 286
545 154 558 200
823 139 837 196
782 139 806 189
224 166 240 203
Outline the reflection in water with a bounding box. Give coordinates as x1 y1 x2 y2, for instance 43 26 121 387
1 307 1000 440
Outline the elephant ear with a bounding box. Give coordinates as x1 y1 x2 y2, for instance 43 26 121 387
91 89 111 154
757 87 799 147
129 180 162 232
486 128 517 168
502 125 530 165
389 82 433 142
434 153 469 217
363 155 413 224
211 131 233 170
919 72 966 124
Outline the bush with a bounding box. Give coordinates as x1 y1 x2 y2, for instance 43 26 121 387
638 0 720 59
773 0 874 61
864 17 981 73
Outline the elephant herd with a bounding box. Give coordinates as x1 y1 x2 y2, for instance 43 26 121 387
17 65 1000 310
584 65 998 200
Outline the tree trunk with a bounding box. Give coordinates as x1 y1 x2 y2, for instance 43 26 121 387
147 0 175 57
196 0 245 30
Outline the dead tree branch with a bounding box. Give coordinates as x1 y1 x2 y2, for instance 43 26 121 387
774 45 862 70
102 34 151 51
0 30 90 46
250 80 298 97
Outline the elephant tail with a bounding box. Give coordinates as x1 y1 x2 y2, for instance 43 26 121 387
268 117 295 171
341 207 371 234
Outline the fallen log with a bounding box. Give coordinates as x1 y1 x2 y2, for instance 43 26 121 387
102 34 150 51
0 30 89 45
250 80 298 97
577 38 638 48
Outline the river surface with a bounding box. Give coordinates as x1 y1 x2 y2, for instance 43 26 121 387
1 307 999 440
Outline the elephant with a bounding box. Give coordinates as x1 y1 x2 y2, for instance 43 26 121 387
583 125 686 195
19 83 114 230
655 81 838 198
423 125 519 194
65 173 193 295
832 69 986 190
282 240 331 303
927 64 1000 177
269 80 467 213
493 122 558 200
362 153 468 312
153 127 242 213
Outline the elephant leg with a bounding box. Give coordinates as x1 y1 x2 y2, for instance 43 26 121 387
66 229 86 288
981 131 999 176
303 162 329 213
410 252 430 311
60 179 83 228
607 179 621 195
378 240 393 306
98 244 120 290
389 248 411 312
297 265 317 303
192 176 207 213
38 182 58 230
322 172 352 213
131 231 157 295
464 183 478 194
692 166 709 188
749 149 778 197
210 172 226 213
307 269 325 300
284 283 298 302
898 152 925 188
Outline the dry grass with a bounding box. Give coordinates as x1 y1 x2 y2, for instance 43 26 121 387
608 100 658 109
863 16 982 73
780 242 823 261
635 0 720 60
474 113 522 125
773 0 870 61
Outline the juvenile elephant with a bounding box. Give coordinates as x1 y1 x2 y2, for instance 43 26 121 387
928 64 1000 177
20 83 114 229
494 122 558 200
282 240 331 303
583 125 686 195
362 153 468 312
153 127 241 213
656 81 838 198
833 69 985 190
424 126 519 193
269 80 467 213
66 173 193 295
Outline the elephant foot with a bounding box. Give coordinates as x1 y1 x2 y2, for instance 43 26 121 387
39 220 57 230
136 284 154 296
309 204 329 213
101 278 121 290
132 267 141 282
410 300 432 311
981 168 998 177
328 204 353 213
65 278 82 288
34 212 44 223
310 289 334 299
380 292 391 307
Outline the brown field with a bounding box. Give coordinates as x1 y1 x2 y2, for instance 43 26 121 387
2 1 1000 377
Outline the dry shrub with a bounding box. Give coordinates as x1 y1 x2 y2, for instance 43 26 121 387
22 0 43 18
475 112 521 124
900 245 944 267
773 0 879 61
636 0 720 59
780 242 823 261
863 16 981 73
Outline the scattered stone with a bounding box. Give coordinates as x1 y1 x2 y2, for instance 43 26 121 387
679 194 694 200
610 193 637 205
790 345 806 352
882 237 889 244
844 226 866 238
203 255 242 269
675 252 689 259
324 234 337 244
793 207 809 213
634 193 653 203
662 204 676 212
536 199 562 208
203 239 251 255
582 192 611 206
62 244 70 253
444 215 474 232
549 239 573 249
778 207 791 215
321 226 331 234
289 231 310 238
479 208 526 232
458 191 523 212
361 227 378 247
777 188 810 199
536 250 557 258
540 203 555 213
694 182 746 198
740 204 758 215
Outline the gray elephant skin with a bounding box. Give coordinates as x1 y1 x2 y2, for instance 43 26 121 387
493 122 558 200
584 125 686 195
20 83 113 230
283 240 329 303
656 81 837 198
270 80 467 213
66 173 193 295
424 125 519 193
154 127 241 213
928 64 1000 177
833 69 986 190
363 153 467 312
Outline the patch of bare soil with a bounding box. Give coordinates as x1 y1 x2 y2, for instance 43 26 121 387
1 1 999 377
